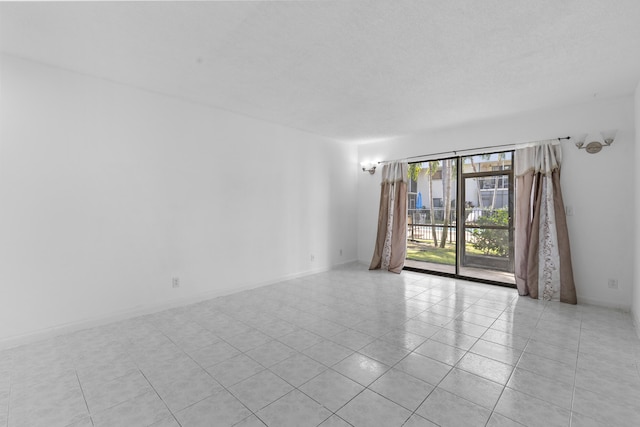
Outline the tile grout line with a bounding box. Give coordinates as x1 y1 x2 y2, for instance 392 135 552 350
431 299 512 427
568 310 583 426
4 371 12 427
495 301 582 425
163 332 262 425
367 296 481 427
482 332 530 427
73 369 94 426
477 297 517 427
410 290 530 426
393 291 469 424
137 369 183 427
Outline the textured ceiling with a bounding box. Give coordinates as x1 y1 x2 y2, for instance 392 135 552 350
2 1 640 142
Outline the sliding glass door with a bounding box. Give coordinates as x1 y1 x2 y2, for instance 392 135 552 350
406 158 458 275
459 153 515 284
405 151 515 286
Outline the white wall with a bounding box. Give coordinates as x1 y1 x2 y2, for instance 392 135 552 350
0 54 358 345
633 81 640 332
359 96 636 310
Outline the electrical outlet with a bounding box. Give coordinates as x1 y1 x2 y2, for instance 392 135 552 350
172 277 180 288
310 254 315 262
339 249 343 256
607 279 618 289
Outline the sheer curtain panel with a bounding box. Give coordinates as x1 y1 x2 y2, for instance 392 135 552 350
514 142 577 303
369 162 408 274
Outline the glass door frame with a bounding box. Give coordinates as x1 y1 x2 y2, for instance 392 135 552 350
458 155 515 281
404 150 516 288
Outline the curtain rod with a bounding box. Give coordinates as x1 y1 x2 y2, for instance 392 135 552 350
378 136 571 164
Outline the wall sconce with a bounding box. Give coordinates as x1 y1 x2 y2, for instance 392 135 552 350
361 162 377 174
575 131 616 154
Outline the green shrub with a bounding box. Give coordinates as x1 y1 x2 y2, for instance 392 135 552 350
471 209 509 256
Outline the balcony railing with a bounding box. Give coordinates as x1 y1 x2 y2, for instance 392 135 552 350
408 207 510 247
408 223 459 243
477 176 509 190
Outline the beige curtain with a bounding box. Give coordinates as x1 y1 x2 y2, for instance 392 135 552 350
514 142 577 303
370 162 408 274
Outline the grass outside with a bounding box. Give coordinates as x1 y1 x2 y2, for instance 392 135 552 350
406 240 485 265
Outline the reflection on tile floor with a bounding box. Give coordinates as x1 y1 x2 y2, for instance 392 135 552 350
1 263 639 426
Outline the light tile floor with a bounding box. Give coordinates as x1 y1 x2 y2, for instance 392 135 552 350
1 264 639 426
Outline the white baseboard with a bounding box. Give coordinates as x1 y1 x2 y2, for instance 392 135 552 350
633 308 640 340
576 296 632 312
0 259 358 351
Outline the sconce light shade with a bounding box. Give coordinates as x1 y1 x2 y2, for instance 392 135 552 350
361 162 377 174
575 131 615 154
